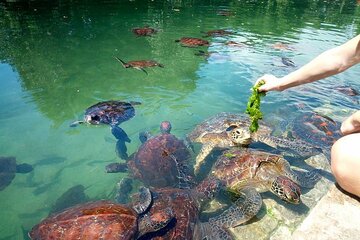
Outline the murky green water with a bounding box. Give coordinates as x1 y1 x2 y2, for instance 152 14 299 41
0 0 359 239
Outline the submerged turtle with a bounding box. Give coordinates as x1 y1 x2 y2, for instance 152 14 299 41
29 187 174 240
175 37 209 47
107 121 193 189
0 156 33 191
187 112 322 173
335 86 359 96
70 100 140 128
211 148 321 208
50 184 89 214
132 26 157 36
115 56 164 74
271 42 293 51
281 57 296 67
133 178 261 239
203 29 232 37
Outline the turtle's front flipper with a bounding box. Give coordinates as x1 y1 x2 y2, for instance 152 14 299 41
256 135 323 157
69 120 85 127
291 169 322 188
115 140 129 160
197 187 262 239
211 187 262 228
111 126 131 143
131 187 152 214
194 143 216 175
135 67 148 75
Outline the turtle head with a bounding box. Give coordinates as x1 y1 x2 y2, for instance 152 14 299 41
84 114 101 125
227 125 252 145
271 176 301 204
160 121 172 134
195 177 223 202
138 207 174 238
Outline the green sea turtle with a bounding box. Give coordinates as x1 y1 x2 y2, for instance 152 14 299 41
175 37 209 47
29 187 174 240
211 148 321 208
132 26 157 36
187 112 322 173
130 177 262 239
106 121 193 189
115 56 164 74
203 29 232 37
0 156 33 191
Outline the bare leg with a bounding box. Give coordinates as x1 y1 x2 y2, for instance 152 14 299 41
331 133 360 197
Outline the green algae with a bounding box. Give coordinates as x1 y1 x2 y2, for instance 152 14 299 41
245 80 266 133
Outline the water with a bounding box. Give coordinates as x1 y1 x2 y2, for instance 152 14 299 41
0 0 359 239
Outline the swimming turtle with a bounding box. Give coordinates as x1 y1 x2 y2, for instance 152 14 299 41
106 121 193 189
175 37 209 47
70 100 140 128
29 187 174 240
132 26 157 36
335 86 359 96
0 156 33 191
271 42 293 51
281 57 296 67
132 177 261 239
187 112 322 173
203 29 232 37
115 56 164 74
211 148 321 207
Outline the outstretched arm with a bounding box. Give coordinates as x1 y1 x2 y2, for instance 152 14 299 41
257 34 360 92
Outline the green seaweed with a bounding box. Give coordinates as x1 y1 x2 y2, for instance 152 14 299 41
245 80 266 133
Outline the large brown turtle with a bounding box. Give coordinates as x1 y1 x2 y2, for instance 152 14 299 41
132 178 262 239
0 156 33 191
29 187 174 240
115 56 164 74
187 112 322 173
175 37 209 47
132 26 157 36
211 148 321 207
106 121 193 189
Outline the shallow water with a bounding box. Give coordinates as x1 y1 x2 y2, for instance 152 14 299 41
0 0 359 239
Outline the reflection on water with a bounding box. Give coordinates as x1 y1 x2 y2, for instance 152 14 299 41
0 0 359 239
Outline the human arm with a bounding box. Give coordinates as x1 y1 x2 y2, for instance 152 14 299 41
257 34 360 92
340 110 360 135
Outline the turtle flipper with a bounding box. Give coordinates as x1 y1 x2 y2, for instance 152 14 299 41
135 67 148 75
256 135 323 157
114 56 127 68
115 140 129 160
210 187 262 228
138 207 174 238
139 131 153 143
131 187 152 214
69 120 85 127
194 143 216 174
111 125 131 142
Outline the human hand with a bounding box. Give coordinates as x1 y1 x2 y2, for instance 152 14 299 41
340 110 360 135
255 74 282 92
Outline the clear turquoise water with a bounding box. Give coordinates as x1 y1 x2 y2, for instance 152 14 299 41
0 0 359 239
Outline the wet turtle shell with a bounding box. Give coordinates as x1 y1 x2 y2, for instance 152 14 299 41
0 156 33 191
132 26 157 36
72 100 140 127
29 187 174 240
187 112 322 174
175 37 209 47
130 121 193 188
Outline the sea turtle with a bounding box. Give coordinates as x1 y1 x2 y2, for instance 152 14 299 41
115 56 164 74
106 121 193 189
187 112 322 173
335 86 359 96
132 26 157 36
0 156 33 191
271 42 293 51
211 148 321 209
50 184 89 214
70 100 140 128
175 37 209 47
131 177 262 239
203 29 232 37
29 187 174 240
281 57 296 67
281 111 342 157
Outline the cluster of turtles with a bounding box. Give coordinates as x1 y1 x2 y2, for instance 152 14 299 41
28 95 340 239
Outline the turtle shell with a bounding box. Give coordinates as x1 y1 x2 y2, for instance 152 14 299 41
127 60 163 68
176 37 209 47
130 133 192 188
141 188 199 240
0 156 16 191
29 201 138 240
187 112 272 144
290 112 342 148
84 100 139 125
132 27 157 36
